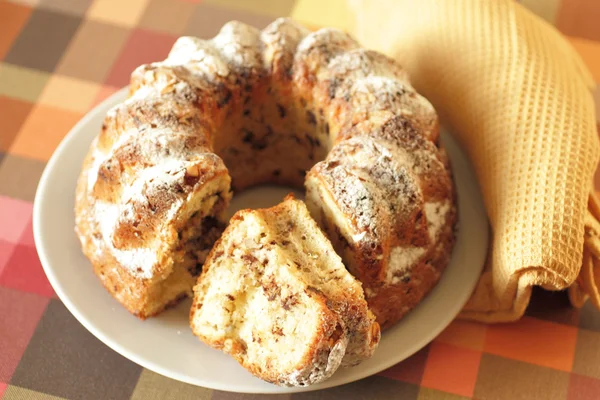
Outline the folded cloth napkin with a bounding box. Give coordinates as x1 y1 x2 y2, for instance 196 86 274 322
347 0 600 322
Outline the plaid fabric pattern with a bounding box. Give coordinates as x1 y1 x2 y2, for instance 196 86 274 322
1 0 600 398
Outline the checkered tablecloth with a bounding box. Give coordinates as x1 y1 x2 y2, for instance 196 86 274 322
2 0 600 399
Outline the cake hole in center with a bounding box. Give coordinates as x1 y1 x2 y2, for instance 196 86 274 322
226 184 304 220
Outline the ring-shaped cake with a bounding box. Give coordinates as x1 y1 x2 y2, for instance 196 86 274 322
75 18 456 342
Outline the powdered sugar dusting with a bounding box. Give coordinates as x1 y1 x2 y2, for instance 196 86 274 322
120 160 186 203
345 76 435 131
323 48 411 84
350 135 414 169
95 202 120 246
90 179 185 279
87 124 189 193
325 166 379 231
354 75 400 93
330 136 423 221
211 22 262 69
167 37 229 74
167 38 231 78
93 202 158 279
87 129 189 278
387 246 425 283
296 28 357 54
350 76 413 108
260 18 309 68
112 247 159 278
352 231 366 242
136 128 189 161
87 127 138 192
424 201 450 239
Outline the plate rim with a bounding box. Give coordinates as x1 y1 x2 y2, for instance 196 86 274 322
33 87 488 394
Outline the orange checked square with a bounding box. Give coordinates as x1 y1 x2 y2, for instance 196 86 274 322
0 2 31 60
421 342 481 398
568 37 600 82
0 96 33 152
9 104 83 162
557 0 600 42
484 316 578 372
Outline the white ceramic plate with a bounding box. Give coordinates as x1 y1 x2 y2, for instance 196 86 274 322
34 88 488 394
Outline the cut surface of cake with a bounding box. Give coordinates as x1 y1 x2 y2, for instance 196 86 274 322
190 196 380 386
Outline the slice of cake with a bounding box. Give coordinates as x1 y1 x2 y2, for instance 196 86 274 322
190 195 380 386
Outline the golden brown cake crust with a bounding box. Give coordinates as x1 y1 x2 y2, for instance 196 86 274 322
75 18 456 330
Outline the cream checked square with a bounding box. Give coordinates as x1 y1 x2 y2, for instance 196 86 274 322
38 75 101 113
86 0 150 27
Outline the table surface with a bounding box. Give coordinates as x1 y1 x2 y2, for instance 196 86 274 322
2 0 600 399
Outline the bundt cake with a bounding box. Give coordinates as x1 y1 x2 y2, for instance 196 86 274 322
75 18 456 329
190 195 380 386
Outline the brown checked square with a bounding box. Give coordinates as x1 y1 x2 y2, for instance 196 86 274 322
37 0 94 16
519 0 561 24
4 8 81 73
580 300 600 332
0 287 49 383
9 300 142 400
573 329 600 379
184 3 274 39
130 369 213 400
202 0 296 18
417 388 470 400
0 155 46 202
290 376 420 400
139 0 196 35
56 19 130 83
212 392 290 400
474 354 570 400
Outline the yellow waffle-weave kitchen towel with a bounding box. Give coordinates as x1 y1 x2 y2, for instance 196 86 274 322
348 0 600 322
